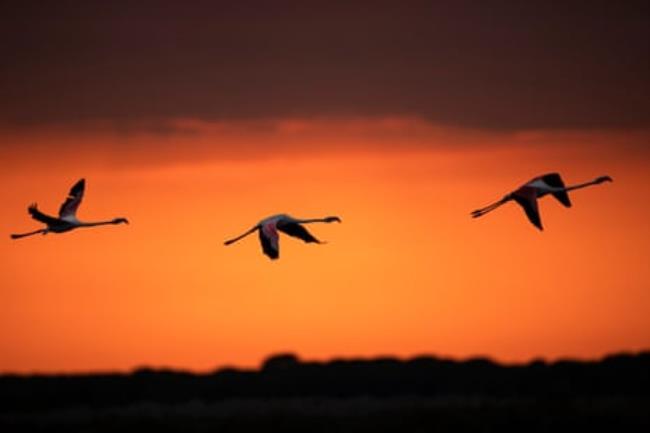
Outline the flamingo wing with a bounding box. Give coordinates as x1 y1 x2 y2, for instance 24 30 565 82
59 178 85 218
541 173 571 208
28 204 60 225
259 222 280 259
277 222 321 244
512 187 543 230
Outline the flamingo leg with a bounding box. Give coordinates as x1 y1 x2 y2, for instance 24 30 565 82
224 226 258 246
471 197 510 218
10 229 47 239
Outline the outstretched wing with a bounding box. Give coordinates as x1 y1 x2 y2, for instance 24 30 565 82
277 222 321 244
541 173 571 208
259 222 280 259
512 187 543 230
59 178 85 218
28 204 60 225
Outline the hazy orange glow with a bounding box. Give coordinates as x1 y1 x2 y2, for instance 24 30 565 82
1 118 649 373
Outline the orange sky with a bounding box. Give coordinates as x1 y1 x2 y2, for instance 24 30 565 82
1 118 649 373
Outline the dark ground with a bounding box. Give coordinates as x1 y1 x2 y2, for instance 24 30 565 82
1 352 648 432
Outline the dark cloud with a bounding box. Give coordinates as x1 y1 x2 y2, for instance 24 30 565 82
1 1 648 130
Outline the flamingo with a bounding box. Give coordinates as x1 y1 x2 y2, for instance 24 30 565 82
224 214 342 259
10 178 129 239
471 173 612 230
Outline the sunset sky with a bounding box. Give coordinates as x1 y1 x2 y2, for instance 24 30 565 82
1 1 648 373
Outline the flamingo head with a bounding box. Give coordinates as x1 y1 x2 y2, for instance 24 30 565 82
112 217 129 225
324 216 342 223
595 175 613 184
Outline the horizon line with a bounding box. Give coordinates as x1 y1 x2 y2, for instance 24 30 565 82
3 348 648 377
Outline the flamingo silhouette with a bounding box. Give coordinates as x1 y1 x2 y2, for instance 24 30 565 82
471 173 612 230
10 179 129 239
224 214 341 259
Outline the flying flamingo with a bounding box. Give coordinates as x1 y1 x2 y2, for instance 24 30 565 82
10 179 129 239
224 214 341 259
471 173 612 230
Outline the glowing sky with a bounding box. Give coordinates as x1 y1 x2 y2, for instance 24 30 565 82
1 2 648 373
1 120 648 373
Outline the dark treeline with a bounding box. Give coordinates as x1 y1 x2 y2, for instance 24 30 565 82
1 351 649 412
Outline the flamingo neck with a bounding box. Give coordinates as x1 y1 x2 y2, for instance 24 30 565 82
564 179 600 192
78 220 117 227
295 217 337 224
